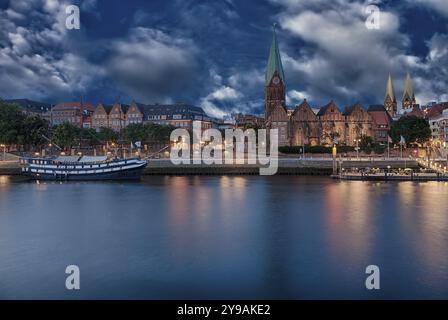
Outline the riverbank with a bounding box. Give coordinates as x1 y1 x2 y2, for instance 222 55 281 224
0 158 419 176
334 172 448 181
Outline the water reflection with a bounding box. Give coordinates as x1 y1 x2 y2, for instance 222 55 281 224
0 176 447 299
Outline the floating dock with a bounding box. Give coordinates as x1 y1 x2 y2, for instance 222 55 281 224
333 173 448 181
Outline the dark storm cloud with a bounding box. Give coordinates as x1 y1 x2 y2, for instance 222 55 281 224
273 0 448 109
0 0 102 102
0 0 447 117
106 27 199 103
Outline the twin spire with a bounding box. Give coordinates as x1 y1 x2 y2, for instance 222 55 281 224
385 72 415 103
402 72 415 101
385 73 396 102
266 23 285 85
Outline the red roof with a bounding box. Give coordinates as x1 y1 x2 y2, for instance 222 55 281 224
53 102 95 112
426 104 444 119
368 110 391 126
406 106 425 118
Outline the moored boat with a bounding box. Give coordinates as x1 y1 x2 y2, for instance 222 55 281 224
20 155 147 181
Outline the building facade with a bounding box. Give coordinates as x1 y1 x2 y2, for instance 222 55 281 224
91 102 214 132
50 102 95 127
429 109 448 144
367 105 392 143
92 103 113 129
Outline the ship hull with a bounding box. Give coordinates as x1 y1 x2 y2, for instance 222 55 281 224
21 157 148 181
27 165 146 181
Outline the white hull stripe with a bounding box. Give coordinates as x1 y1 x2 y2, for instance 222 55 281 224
28 163 146 175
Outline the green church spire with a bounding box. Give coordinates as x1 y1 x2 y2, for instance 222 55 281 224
265 23 285 85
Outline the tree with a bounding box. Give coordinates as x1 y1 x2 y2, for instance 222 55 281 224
359 135 374 153
52 123 79 150
390 116 431 144
122 123 146 144
144 123 175 144
22 115 50 150
0 101 25 146
97 127 119 143
79 128 100 147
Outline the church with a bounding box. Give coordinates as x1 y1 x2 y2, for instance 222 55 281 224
264 26 420 147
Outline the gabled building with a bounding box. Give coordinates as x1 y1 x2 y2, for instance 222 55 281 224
317 101 347 145
92 103 113 130
290 100 320 146
367 105 392 143
126 102 145 126
343 103 373 144
108 103 129 131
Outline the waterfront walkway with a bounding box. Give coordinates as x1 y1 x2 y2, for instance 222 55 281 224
1 157 418 176
335 172 448 181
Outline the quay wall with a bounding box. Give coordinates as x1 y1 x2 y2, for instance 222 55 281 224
0 158 419 176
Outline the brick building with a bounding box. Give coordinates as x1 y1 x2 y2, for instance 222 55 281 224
50 102 95 127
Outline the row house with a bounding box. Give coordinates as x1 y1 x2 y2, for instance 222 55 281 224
108 103 130 131
143 104 213 131
92 103 113 129
91 102 214 132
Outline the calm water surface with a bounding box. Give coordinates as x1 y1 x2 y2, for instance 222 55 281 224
0 175 447 299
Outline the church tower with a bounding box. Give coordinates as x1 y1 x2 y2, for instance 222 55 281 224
402 72 416 110
384 73 397 117
265 24 286 119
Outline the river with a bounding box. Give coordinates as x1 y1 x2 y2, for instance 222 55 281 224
0 175 447 299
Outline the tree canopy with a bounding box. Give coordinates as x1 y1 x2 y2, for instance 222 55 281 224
0 101 26 145
390 116 431 144
0 100 49 149
52 123 79 150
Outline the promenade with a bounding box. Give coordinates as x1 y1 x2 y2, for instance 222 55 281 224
0 156 419 176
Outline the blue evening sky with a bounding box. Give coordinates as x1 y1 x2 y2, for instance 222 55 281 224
0 0 447 118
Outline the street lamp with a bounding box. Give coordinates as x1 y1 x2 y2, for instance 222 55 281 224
354 138 361 159
0 144 5 161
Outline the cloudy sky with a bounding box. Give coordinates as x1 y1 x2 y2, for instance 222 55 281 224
0 0 447 118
